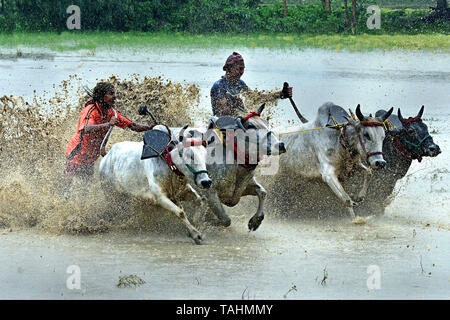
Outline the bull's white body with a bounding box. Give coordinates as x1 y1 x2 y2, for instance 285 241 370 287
99 141 180 201
277 121 351 180
274 102 388 222
98 128 211 244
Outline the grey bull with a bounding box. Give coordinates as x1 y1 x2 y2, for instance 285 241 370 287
174 104 287 231
275 102 393 222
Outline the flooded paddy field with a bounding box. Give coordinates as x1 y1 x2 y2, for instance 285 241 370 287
0 47 449 299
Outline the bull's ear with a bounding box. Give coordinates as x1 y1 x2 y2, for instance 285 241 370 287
208 120 215 130
236 117 247 132
207 135 215 145
380 107 394 122
178 124 189 142
398 108 405 123
417 105 424 118
257 103 266 115
188 130 196 138
355 104 365 121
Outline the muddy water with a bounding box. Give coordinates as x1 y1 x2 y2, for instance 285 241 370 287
0 47 449 299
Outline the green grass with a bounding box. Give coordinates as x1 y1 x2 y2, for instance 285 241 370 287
0 31 449 52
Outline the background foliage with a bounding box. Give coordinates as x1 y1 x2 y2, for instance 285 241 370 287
0 0 448 33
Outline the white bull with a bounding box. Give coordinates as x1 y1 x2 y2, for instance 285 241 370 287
98 125 212 244
275 102 393 222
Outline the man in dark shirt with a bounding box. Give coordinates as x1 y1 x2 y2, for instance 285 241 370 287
210 52 292 117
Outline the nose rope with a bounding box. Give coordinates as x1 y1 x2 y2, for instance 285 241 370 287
178 141 209 182
400 134 431 150
161 141 209 182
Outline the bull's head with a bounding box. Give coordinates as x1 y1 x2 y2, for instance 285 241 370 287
393 106 441 158
346 104 393 169
174 125 212 189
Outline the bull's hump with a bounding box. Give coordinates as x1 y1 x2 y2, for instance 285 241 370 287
316 103 350 127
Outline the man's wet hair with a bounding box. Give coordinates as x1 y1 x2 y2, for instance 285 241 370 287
92 82 115 103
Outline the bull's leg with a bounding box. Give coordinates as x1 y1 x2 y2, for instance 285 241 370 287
242 178 266 231
178 184 202 205
319 163 365 223
204 192 231 227
147 185 202 244
355 159 372 203
177 184 203 225
355 169 372 203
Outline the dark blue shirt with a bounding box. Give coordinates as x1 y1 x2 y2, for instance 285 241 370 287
210 76 248 116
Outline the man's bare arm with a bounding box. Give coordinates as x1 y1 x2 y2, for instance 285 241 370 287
129 122 154 132
84 116 118 133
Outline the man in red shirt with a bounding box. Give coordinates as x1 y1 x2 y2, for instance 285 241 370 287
65 82 152 181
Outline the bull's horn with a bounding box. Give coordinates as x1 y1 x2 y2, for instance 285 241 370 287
236 117 247 132
257 103 266 115
355 104 365 121
417 105 424 118
178 124 189 142
398 108 405 123
208 119 215 130
380 107 394 122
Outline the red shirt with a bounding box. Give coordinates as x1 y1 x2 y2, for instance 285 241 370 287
65 102 132 165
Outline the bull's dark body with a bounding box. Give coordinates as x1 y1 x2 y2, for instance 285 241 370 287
351 109 440 216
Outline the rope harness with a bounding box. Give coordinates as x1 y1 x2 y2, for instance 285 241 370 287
339 120 385 165
146 125 209 181
212 112 268 171
279 115 386 165
279 114 430 164
161 144 209 180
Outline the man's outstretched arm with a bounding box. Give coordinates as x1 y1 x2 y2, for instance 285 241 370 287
129 122 154 132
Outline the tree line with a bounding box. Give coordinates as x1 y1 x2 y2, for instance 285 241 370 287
0 0 448 33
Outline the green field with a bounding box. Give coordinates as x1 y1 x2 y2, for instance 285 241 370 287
0 32 449 52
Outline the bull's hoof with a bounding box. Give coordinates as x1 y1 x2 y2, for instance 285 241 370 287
220 217 231 227
187 231 203 245
248 215 264 231
354 196 365 204
192 235 202 245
